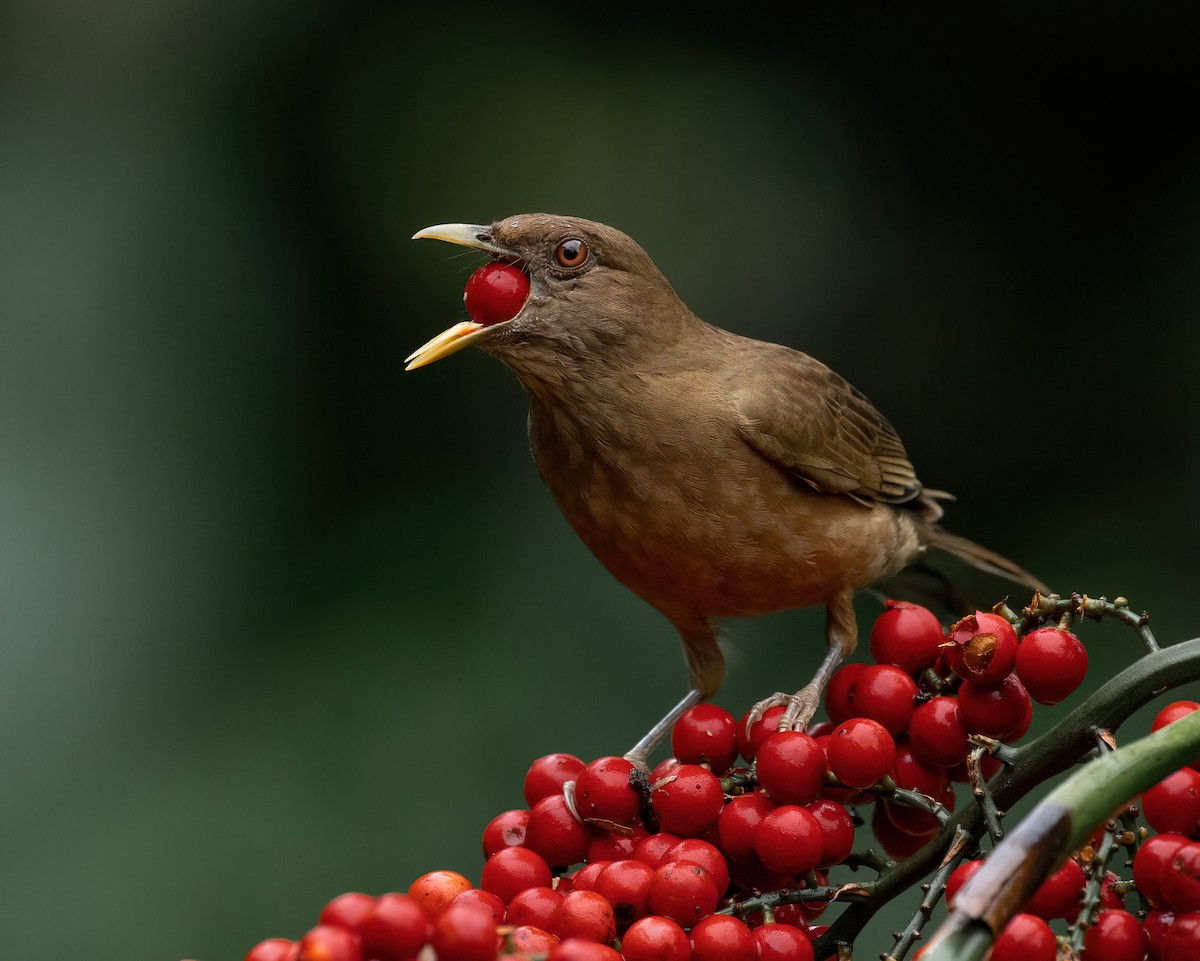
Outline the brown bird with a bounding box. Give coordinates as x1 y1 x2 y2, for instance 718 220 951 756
407 214 1046 764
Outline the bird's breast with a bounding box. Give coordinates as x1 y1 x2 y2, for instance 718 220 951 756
526 381 920 620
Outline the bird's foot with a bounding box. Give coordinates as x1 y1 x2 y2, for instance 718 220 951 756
744 684 821 736
624 688 704 771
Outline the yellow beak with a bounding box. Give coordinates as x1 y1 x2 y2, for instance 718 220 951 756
406 222 512 371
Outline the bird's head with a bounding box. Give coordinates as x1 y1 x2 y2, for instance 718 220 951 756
406 214 694 383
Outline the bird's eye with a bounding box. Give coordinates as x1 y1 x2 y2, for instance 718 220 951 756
555 238 589 268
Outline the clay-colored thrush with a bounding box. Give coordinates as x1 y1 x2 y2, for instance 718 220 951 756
408 214 1046 763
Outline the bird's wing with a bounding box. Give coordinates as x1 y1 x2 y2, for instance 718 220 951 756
730 346 923 506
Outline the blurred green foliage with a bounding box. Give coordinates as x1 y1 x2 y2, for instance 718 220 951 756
1 4 1197 959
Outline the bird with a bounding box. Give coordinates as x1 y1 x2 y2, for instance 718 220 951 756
406 213 1047 765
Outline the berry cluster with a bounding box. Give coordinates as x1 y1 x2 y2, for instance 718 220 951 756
240 599 1196 961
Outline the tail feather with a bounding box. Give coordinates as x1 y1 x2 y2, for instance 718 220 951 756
871 526 1048 623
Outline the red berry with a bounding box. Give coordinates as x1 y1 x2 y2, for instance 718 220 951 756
526 793 591 867
805 798 855 867
869 600 944 674
359 892 429 961
552 890 617 944
525 753 586 806
945 860 984 909
718 794 776 862
1144 908 1176 960
621 915 692 961
244 939 298 961
1135 833 1191 908
891 739 949 797
319 892 375 933
1016 627 1088 705
1153 701 1200 771
990 912 1055 961
1166 912 1200 961
869 803 931 859
296 925 362 961
483 809 530 857
1025 858 1085 919
755 731 828 805
737 705 788 762
824 664 867 727
907 696 970 768
546 938 623 961
481 846 553 905
752 923 815 961
651 764 725 837
1162 842 1200 914
1144 768 1200 836
647 860 720 927
827 717 896 788
633 831 683 868
587 827 643 864
845 665 919 735
575 756 643 826
592 860 654 930
407 870 474 920
943 611 1019 686
508 925 559 955
957 673 1032 740
755 804 824 875
1083 909 1149 961
883 784 954 837
450 889 506 925
431 904 498 961
673 704 739 774
506 886 563 929
664 839 730 897
463 261 530 327
690 914 754 961
569 860 611 893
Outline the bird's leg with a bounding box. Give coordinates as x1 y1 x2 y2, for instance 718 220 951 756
747 590 859 733
624 616 724 770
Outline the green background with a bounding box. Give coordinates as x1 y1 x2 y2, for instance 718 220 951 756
2 5 1197 960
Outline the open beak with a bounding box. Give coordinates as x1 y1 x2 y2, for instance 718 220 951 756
406 223 512 371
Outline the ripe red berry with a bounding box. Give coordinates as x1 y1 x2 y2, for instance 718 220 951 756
508 925 559 955
756 731 828 804
891 739 950 797
690 913 754 961
869 803 931 859
587 827 644 864
526 794 591 867
407 870 474 920
755 804 824 875
318 892 375 933
482 809 529 858
718 793 776 862
358 892 429 961
1025 857 1085 919
844 664 919 735
546 938 624 961
481 846 553 905
463 261 530 326
827 717 896 788
1135 833 1190 908
621 915 692 961
450 889 506 925
945 859 984 910
1162 842 1200 914
431 904 498 961
943 611 1019 686
552 890 617 944
575 756 643 826
990 912 1055 961
673 704 739 774
506 886 563 929
957 673 1033 740
296 925 362 961
870 600 944 674
647 860 720 927
244 938 298 961
664 838 730 896
907 696 970 768
1153 701 1200 771
1015 627 1088 704
824 664 867 726
592 860 654 930
737 705 788 762
805 798 855 867
525 753 586 806
651 764 725 837
632 831 683 868
1083 909 1149 961
752 923 815 961
1144 768 1200 836
1143 908 1175 960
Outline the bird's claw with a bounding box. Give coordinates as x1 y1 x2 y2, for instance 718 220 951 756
746 684 821 736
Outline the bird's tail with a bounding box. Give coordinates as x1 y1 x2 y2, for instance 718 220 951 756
871 526 1049 623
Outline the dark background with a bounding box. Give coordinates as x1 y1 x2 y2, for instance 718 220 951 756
2 5 1197 959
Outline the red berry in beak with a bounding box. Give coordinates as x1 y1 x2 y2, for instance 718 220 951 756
463 260 530 326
